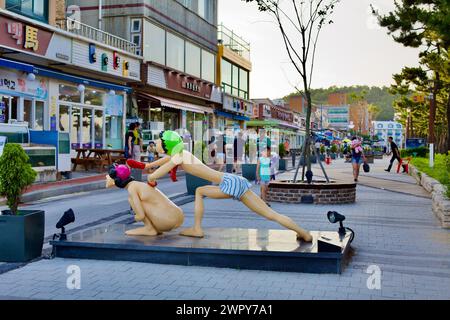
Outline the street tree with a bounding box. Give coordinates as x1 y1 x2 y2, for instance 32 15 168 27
243 0 340 181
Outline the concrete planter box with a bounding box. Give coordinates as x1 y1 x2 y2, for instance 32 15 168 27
0 210 45 262
365 155 375 164
410 165 450 228
242 164 257 181
185 173 212 196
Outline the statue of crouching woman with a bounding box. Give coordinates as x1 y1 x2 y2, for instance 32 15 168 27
105 164 184 236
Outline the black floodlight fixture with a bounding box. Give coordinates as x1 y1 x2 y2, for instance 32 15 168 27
327 211 354 243
53 209 75 241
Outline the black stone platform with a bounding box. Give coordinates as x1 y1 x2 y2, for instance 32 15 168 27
50 225 352 274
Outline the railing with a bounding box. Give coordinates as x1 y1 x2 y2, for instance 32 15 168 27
55 18 139 56
218 24 251 61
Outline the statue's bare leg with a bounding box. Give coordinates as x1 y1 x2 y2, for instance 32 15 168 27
240 191 313 242
126 213 161 236
180 186 231 238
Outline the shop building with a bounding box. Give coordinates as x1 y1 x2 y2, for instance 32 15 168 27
67 0 221 149
215 24 253 131
0 4 142 174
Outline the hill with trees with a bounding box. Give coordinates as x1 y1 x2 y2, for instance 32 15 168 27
285 85 399 121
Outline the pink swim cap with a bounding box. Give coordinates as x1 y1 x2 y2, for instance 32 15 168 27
115 165 131 181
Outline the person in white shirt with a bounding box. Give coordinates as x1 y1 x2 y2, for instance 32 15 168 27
270 149 280 181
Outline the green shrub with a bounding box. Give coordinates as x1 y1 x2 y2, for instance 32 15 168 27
330 144 338 153
0 144 37 215
320 145 326 154
401 147 428 158
278 143 287 158
411 154 450 199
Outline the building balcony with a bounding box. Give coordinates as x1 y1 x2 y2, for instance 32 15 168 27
55 18 139 55
218 24 250 61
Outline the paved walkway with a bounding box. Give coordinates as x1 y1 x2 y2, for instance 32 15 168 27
0 159 449 300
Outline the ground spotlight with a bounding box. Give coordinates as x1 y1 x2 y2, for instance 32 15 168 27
327 211 354 242
53 209 75 241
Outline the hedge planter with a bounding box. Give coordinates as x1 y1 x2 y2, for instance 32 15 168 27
242 164 257 181
330 153 337 160
0 210 45 262
186 173 212 195
278 159 287 171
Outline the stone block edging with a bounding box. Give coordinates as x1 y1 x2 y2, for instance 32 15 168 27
410 165 450 228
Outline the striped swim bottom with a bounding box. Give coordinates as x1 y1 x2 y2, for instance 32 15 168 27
219 173 252 200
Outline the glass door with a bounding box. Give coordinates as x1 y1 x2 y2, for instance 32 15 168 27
81 108 93 149
71 106 81 150
94 109 103 149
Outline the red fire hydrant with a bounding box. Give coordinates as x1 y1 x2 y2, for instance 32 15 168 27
325 156 331 165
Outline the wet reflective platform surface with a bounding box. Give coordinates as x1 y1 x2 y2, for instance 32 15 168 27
51 225 352 274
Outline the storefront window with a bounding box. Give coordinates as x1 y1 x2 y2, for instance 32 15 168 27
82 109 93 148
150 107 163 122
232 65 239 89
24 100 32 128
94 110 103 148
167 33 185 72
59 85 81 103
71 107 81 148
240 69 248 92
84 89 103 106
186 42 201 78
35 101 44 130
105 115 123 149
201 50 215 83
144 22 166 65
59 105 70 132
164 109 179 131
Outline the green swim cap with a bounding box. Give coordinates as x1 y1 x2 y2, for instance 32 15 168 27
159 131 184 156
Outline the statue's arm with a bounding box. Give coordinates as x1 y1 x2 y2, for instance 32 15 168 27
148 154 182 182
129 188 146 222
145 156 170 169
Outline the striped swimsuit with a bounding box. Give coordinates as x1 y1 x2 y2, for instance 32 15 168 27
219 173 252 200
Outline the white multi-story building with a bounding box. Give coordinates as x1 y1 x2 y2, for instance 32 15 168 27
372 121 404 149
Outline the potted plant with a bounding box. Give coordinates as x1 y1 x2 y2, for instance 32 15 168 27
278 143 287 171
186 141 212 195
319 145 326 161
241 142 256 181
0 143 43 262
330 144 338 159
363 145 375 164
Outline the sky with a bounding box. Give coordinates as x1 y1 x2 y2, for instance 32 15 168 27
218 0 421 99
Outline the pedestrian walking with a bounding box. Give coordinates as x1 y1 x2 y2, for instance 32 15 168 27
385 136 401 172
124 123 136 160
351 137 367 182
132 122 143 161
256 149 272 206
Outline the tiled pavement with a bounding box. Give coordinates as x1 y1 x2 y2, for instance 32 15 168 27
0 159 449 300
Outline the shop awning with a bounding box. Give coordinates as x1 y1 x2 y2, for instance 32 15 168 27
0 58 132 93
215 110 250 121
246 119 279 127
149 94 213 114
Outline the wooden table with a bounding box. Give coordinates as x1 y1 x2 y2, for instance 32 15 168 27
72 148 126 172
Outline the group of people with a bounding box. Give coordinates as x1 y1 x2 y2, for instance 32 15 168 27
349 135 402 182
125 122 158 163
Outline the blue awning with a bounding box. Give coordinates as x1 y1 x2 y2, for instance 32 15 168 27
215 110 250 121
0 58 132 93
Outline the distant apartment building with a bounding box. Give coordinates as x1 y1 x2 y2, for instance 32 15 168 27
372 121 404 148
67 0 221 145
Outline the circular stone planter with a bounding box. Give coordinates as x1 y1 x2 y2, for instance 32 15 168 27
267 180 356 204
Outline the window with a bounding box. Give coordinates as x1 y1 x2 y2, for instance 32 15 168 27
6 0 48 22
221 58 232 86
131 19 141 32
232 65 239 89
59 85 81 103
35 101 44 130
24 100 32 128
201 50 215 83
167 33 185 71
132 34 141 47
84 89 103 106
198 0 206 18
145 22 166 65
185 42 201 78
239 68 248 92
59 105 70 132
